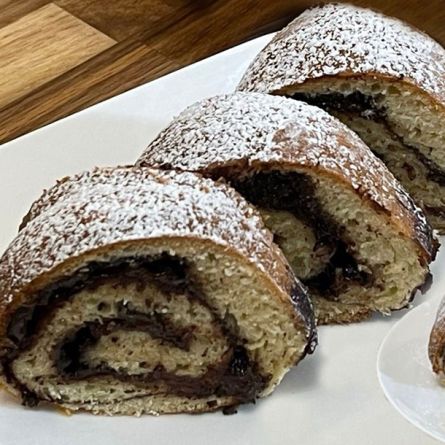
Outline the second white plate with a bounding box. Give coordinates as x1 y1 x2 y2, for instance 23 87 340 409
378 296 445 443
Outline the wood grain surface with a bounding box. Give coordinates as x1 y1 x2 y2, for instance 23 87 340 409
0 4 114 107
1 0 444 143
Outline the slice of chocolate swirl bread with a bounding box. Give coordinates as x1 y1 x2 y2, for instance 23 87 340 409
429 296 445 379
0 167 315 415
237 3 445 232
137 92 438 324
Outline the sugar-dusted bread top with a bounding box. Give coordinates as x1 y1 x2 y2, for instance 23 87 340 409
137 92 437 263
237 3 445 107
0 167 314 338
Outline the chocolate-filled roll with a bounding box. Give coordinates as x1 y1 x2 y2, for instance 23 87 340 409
137 93 438 324
0 167 315 416
429 298 445 378
237 3 445 232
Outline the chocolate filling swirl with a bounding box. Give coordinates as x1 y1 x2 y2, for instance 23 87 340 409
292 91 445 188
1 256 268 409
234 171 371 300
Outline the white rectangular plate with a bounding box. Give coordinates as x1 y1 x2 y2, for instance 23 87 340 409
0 34 444 445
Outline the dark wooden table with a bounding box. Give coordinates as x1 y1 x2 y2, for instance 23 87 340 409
1 0 444 144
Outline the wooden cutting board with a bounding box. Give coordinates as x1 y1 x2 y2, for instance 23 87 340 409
1 0 444 144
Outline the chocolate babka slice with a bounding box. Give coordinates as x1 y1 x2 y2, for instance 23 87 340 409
429 297 445 379
0 167 315 415
137 93 437 324
237 3 445 232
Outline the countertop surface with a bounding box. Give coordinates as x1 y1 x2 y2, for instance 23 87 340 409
1 0 444 144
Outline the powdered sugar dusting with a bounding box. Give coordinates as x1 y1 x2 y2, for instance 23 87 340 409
237 3 445 104
137 92 433 256
0 168 294 310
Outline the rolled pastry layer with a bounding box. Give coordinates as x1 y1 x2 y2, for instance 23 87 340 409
0 167 315 415
237 3 445 232
137 92 437 324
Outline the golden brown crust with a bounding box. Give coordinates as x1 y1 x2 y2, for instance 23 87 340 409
137 92 437 264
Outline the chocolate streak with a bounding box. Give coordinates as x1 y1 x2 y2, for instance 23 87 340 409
425 206 445 218
234 171 371 300
1 256 268 408
54 308 196 377
292 91 445 188
57 317 262 400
